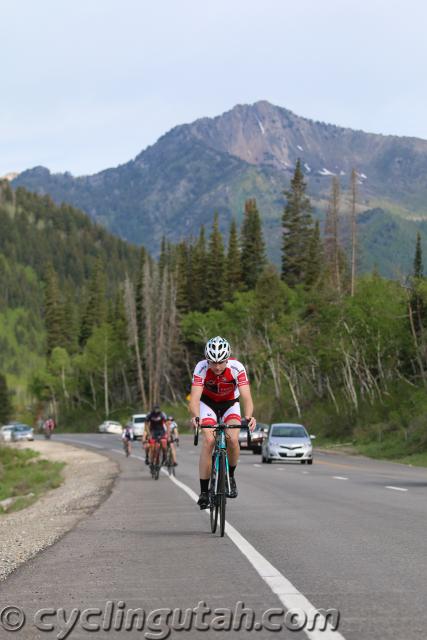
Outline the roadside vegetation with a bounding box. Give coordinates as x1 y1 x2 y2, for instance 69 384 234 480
1 167 426 466
0 446 65 514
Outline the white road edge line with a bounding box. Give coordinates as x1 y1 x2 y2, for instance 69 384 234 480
163 469 345 640
333 476 348 481
253 464 262 468
385 486 408 492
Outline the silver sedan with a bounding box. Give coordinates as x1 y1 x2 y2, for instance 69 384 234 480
262 423 315 464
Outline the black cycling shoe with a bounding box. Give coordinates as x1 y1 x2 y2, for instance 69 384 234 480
145 458 149 465
227 477 238 498
197 491 210 510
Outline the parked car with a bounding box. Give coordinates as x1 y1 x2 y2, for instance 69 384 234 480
11 424 34 442
262 423 315 464
239 422 269 454
0 425 15 442
98 420 122 435
131 414 147 440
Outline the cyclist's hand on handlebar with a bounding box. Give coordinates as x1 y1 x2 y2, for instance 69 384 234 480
246 416 256 431
191 417 200 429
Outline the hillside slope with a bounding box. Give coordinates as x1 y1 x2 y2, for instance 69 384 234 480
13 101 427 275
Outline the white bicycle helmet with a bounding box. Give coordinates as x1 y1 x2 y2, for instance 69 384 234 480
204 336 231 362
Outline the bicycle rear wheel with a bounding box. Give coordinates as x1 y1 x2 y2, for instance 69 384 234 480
218 452 226 537
166 448 173 475
209 454 218 533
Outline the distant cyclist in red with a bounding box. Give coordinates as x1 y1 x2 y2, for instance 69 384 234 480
189 336 256 509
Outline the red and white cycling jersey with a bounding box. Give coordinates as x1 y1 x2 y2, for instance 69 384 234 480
192 358 249 402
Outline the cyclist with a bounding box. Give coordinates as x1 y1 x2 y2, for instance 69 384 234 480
44 417 56 438
166 416 179 467
146 405 168 468
122 422 134 456
189 336 256 509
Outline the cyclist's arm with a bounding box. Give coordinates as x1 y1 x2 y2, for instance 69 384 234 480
189 385 203 420
239 385 255 430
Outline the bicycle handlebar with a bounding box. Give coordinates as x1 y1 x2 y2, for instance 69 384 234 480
193 418 252 446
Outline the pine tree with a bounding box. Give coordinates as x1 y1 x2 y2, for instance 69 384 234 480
413 231 424 279
79 258 107 346
206 213 225 309
62 296 79 354
281 160 314 287
159 236 167 277
44 264 65 357
241 199 266 290
225 218 242 300
0 373 13 424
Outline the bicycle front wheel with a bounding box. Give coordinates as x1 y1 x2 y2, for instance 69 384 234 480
218 452 227 537
210 454 218 533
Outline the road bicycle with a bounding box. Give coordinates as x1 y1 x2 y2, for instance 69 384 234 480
165 438 176 476
194 416 250 537
150 436 165 480
123 438 131 457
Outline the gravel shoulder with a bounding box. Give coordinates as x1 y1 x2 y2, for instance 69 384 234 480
0 440 118 582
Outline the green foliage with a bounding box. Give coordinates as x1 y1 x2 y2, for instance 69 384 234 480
413 231 423 278
0 372 13 424
0 447 64 514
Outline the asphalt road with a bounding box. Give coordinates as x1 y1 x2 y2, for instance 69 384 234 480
2 433 427 640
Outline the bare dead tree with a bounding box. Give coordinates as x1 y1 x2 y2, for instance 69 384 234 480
153 267 168 403
124 275 147 407
350 169 357 297
143 259 154 407
324 176 342 294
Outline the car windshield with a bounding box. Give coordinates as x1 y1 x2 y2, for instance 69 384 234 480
271 426 307 438
134 417 145 423
15 426 30 432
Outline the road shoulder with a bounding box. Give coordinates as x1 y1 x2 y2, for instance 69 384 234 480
0 440 118 582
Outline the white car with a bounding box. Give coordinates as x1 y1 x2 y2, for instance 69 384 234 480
262 423 315 464
0 425 15 442
131 414 147 440
98 420 123 435
11 424 34 441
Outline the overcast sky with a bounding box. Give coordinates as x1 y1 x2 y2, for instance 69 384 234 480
1 0 426 176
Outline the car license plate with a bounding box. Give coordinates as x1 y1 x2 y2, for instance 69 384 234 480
287 452 296 457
